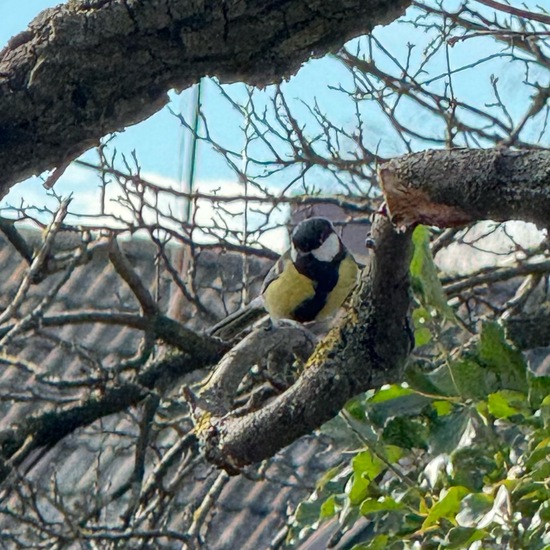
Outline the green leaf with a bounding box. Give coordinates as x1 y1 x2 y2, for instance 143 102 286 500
382 416 428 450
320 495 338 519
412 307 433 347
428 409 471 455
368 384 414 403
353 450 385 480
294 500 322 525
539 502 550 522
384 444 405 464
316 465 343 492
406 362 453 397
528 374 550 410
478 322 528 393
451 448 498 491
409 324 529 401
347 473 370 506
368 392 432 427
542 395 550 429
360 496 403 516
347 451 385 505
410 225 455 321
422 486 470 530
345 397 368 421
513 475 550 503
445 526 486 549
433 400 454 416
415 326 433 347
351 535 389 550
532 461 550 482
407 358 491 399
447 359 493 400
488 390 529 419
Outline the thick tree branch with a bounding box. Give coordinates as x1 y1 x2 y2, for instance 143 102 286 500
201 216 412 472
199 322 317 414
0 312 225 356
199 149 550 472
0 339 225 482
379 148 550 229
0 0 409 195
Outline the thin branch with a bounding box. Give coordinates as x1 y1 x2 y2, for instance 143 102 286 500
444 259 550 297
0 344 226 484
109 238 159 317
475 0 550 26
0 198 71 326
0 218 34 264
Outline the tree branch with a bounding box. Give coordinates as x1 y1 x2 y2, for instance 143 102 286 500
201 216 413 472
0 341 224 482
443 259 550 298
109 238 159 317
0 0 410 195
475 0 550 26
379 148 550 229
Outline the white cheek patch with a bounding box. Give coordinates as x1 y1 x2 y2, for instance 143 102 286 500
290 245 298 263
312 233 341 262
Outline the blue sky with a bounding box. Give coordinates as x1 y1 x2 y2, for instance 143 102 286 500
2 1 544 186
1 1 548 256
0 0 362 243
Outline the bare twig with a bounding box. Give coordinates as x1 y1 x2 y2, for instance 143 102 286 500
109 238 159 317
475 0 550 26
444 259 550 297
0 198 71 326
0 217 34 264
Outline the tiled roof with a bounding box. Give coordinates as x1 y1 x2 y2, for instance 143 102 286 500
0 228 343 549
0 221 545 549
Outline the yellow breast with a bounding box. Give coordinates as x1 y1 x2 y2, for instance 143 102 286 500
263 254 359 321
317 254 359 319
263 261 316 320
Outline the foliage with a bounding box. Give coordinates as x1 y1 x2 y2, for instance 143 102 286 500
1 0 550 547
287 229 550 549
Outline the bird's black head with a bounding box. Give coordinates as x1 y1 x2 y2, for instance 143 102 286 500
291 217 335 253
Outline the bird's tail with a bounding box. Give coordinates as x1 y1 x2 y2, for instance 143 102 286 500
207 296 267 341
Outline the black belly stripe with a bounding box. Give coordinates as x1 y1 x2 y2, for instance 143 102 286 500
292 253 342 322
292 290 329 322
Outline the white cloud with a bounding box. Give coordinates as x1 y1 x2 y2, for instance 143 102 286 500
1 167 291 253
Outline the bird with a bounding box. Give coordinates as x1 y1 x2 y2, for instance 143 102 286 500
209 217 360 340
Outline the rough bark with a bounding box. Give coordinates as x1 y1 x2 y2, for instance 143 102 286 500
199 322 317 414
0 0 410 196
200 147 550 472
379 148 550 229
202 216 413 471
0 341 222 480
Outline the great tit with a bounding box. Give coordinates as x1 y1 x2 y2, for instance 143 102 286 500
209 217 360 340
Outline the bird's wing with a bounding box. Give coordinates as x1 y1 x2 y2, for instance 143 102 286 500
207 295 266 341
260 250 289 294
208 252 289 341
